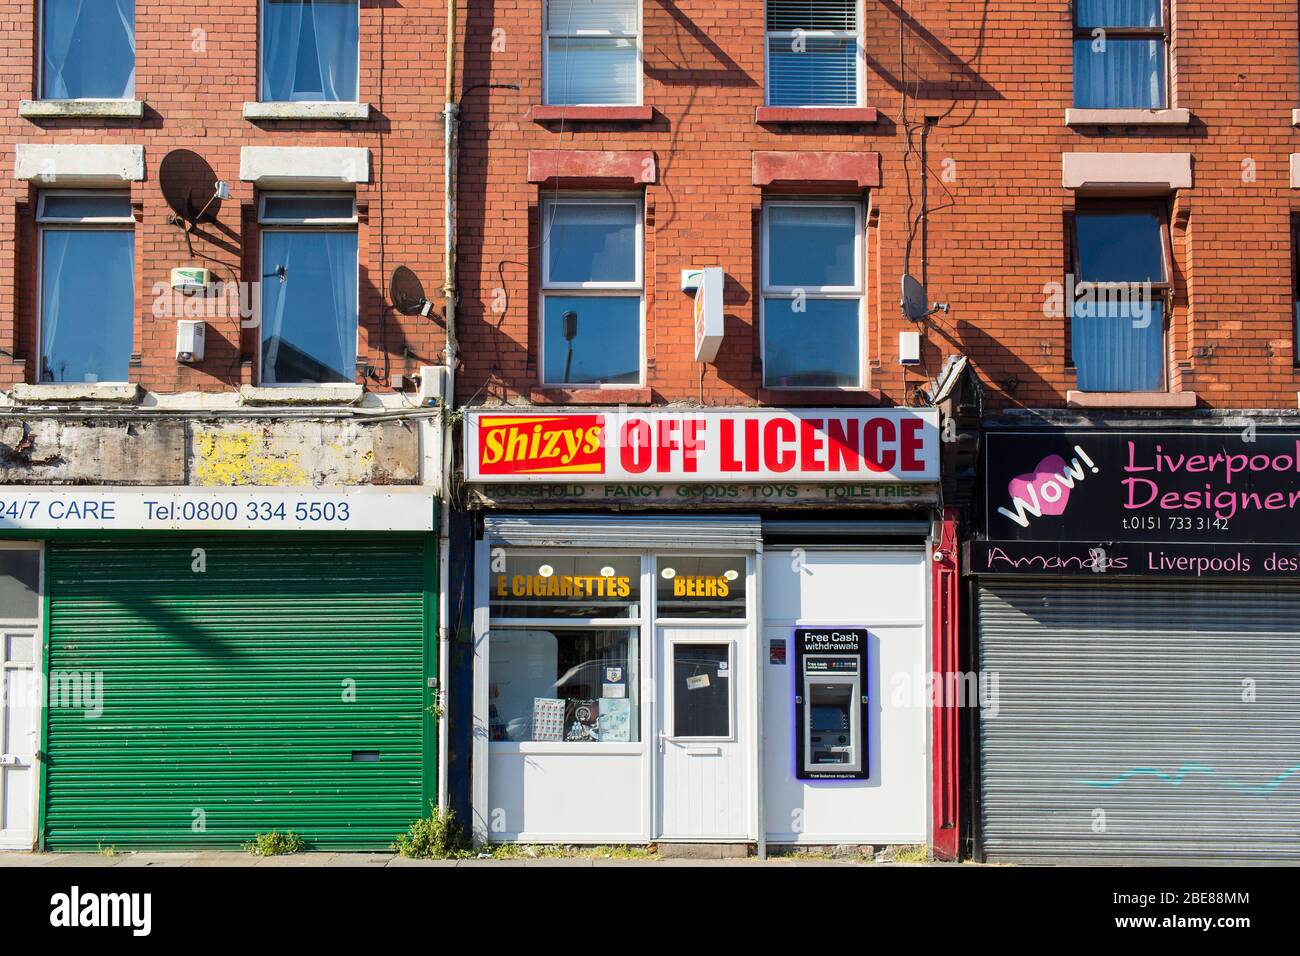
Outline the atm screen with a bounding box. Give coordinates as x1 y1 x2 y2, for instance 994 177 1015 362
811 705 849 732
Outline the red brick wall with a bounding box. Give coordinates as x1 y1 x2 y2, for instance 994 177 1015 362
456 1 1300 410
5 3 1299 409
0 0 450 391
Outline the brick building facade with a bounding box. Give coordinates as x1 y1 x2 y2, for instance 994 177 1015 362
457 2 1300 412
4 0 1300 862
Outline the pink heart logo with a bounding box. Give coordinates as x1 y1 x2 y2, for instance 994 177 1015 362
1008 455 1072 516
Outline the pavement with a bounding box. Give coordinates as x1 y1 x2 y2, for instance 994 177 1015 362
0 851 912 867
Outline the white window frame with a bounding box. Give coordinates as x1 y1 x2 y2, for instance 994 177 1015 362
539 193 645 388
37 0 136 102
665 636 736 743
487 548 647 754
542 0 644 107
36 191 135 386
256 192 360 387
763 0 865 108
257 0 363 104
760 198 866 390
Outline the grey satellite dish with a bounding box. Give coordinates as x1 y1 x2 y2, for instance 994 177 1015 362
391 266 433 317
901 273 949 322
159 149 229 256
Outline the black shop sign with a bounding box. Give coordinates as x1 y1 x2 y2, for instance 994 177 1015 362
975 428 1300 579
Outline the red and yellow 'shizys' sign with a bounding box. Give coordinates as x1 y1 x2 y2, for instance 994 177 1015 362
476 414 606 475
466 408 940 482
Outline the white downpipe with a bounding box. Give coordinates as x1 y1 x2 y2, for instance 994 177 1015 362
436 0 458 813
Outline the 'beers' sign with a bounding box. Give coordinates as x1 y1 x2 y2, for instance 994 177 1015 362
465 408 940 483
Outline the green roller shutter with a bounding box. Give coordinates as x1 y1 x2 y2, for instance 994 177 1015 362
42 535 435 851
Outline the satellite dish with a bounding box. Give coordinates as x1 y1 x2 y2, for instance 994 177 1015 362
159 149 225 228
391 266 433 317
901 273 949 322
160 149 228 257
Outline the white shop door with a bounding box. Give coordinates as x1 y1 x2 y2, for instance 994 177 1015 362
655 627 749 840
0 546 42 850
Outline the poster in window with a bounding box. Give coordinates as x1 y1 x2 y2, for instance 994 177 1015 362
565 699 600 742
532 697 565 741
598 698 631 742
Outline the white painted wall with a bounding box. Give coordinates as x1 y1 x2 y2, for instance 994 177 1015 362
762 548 929 844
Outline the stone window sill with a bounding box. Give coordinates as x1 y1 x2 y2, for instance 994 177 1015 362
19 99 145 120
756 107 879 124
529 386 652 405
530 105 653 123
1292 109 1300 127
239 384 364 405
1065 108 1191 127
1066 390 1197 409
243 101 370 121
757 388 883 406
11 382 142 403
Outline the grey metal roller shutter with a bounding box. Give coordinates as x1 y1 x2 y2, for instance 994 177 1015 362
484 514 762 550
978 581 1300 863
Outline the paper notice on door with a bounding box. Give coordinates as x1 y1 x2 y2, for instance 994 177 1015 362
686 673 710 690
602 683 626 698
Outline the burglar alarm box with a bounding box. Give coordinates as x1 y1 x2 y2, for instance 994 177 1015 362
793 626 869 780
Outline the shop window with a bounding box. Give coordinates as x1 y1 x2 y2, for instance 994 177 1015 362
671 643 731 738
0 550 40 620
1070 202 1170 392
544 0 641 106
1072 0 1168 109
540 196 643 386
765 0 861 107
656 555 745 620
260 0 360 102
490 553 640 618
40 0 135 100
490 627 640 743
761 200 864 388
489 553 640 743
258 194 359 385
36 192 135 384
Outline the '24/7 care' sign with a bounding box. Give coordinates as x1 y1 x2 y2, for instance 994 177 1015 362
977 428 1300 578
464 408 939 483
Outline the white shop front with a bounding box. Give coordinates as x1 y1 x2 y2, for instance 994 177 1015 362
465 407 941 847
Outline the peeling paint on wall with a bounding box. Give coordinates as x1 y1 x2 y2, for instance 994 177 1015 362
193 431 311 487
0 416 422 487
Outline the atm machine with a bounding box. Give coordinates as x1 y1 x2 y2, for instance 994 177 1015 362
793 627 869 780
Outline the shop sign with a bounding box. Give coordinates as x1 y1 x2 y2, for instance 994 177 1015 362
0 487 436 532
470 481 935 507
464 408 940 484
978 428 1300 578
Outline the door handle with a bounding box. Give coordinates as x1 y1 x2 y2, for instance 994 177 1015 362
657 730 668 753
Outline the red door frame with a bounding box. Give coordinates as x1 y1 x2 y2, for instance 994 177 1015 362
931 506 961 860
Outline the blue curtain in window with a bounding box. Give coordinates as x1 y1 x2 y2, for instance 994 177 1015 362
262 0 359 102
260 231 357 383
1073 39 1164 109
1075 0 1161 27
42 0 136 99
1072 298 1164 392
1073 0 1163 108
41 230 134 383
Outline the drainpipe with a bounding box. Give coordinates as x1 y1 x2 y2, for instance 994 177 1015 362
436 0 458 814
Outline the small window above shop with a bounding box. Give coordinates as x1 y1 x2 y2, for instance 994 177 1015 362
490 552 641 619
656 555 746 620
